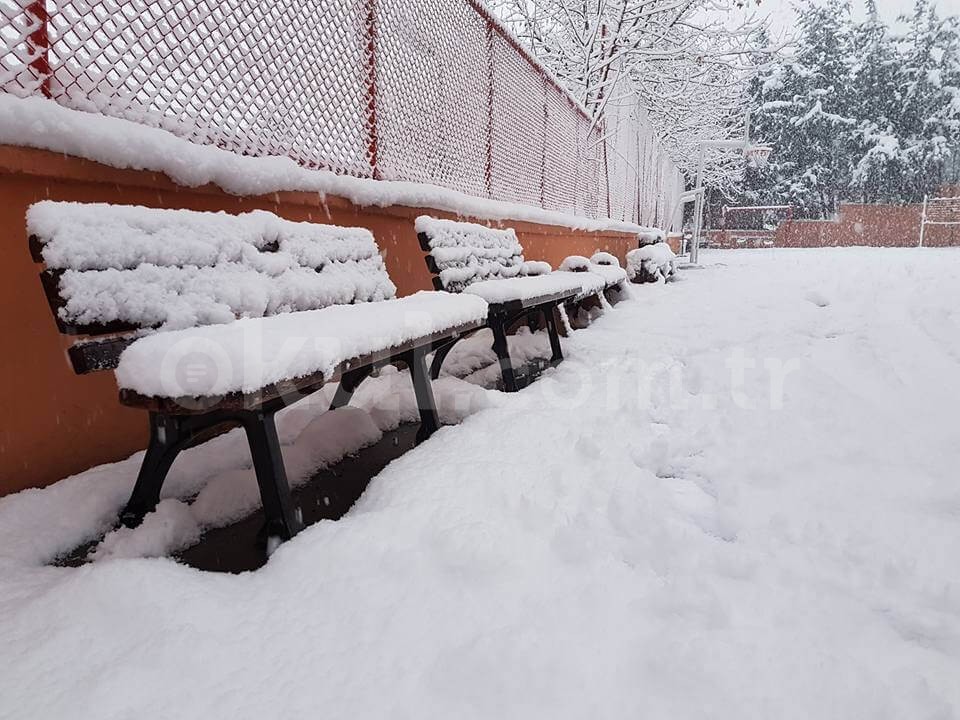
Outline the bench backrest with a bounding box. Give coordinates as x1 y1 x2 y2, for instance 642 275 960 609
28 202 396 373
416 216 527 292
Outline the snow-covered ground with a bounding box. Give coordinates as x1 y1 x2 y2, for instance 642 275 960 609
2 248 960 719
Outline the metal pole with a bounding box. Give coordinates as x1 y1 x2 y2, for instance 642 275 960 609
690 142 706 264
688 107 761 264
919 194 927 248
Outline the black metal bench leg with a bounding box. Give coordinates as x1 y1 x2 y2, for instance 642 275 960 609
241 411 302 544
405 348 441 444
329 365 375 411
429 336 460 380
544 305 564 365
490 313 519 392
604 283 624 306
120 413 184 529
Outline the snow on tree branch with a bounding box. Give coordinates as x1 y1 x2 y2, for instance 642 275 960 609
489 0 780 189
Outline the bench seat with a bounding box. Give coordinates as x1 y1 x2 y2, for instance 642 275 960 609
462 273 585 305
551 269 607 299
585 264 628 285
117 291 487 403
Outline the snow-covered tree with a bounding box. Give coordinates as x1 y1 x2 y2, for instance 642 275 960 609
735 0 960 218
849 0 906 203
489 0 777 187
896 0 960 200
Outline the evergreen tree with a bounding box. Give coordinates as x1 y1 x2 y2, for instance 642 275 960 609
741 0 858 218
734 0 960 217
897 0 960 200
850 0 906 203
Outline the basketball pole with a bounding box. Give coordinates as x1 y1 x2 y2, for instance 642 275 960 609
919 195 927 248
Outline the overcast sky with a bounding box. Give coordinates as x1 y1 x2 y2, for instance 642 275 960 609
755 0 958 38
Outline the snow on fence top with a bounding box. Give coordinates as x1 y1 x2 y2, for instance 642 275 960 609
0 0 683 227
416 216 525 292
28 202 397 330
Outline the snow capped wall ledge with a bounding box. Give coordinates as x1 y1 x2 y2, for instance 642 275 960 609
0 95 652 236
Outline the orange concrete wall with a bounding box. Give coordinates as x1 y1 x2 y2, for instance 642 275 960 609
0 145 642 496
666 233 683 254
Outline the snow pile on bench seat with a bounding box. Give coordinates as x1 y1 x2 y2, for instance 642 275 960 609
626 242 677 282
553 270 607 298
560 255 626 286
115 292 487 398
462 273 584 304
28 202 396 329
586 264 628 284
416 216 524 292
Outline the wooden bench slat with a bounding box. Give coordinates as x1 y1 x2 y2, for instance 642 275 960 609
39 268 151 337
28 234 45 264
68 336 138 374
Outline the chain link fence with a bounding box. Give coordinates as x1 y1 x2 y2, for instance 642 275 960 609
0 0 683 226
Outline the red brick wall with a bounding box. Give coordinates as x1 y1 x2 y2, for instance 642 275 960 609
709 202 960 249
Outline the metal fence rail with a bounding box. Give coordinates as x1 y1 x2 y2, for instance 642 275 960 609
0 0 682 225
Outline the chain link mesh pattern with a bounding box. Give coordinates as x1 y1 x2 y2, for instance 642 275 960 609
1 0 683 224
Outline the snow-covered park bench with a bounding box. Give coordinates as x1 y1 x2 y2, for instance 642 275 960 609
626 242 678 283
28 202 487 546
557 251 630 310
416 217 623 391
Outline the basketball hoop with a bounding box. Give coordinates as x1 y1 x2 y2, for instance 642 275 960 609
744 145 772 169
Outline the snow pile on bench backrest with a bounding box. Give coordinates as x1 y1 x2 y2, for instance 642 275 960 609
561 253 625 286
626 242 677 282
416 216 524 292
638 229 665 245
28 202 397 330
520 260 552 276
589 251 620 267
559 255 592 272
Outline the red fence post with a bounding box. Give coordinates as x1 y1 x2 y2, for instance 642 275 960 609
636 127 642 225
603 120 612 218
27 0 51 98
485 22 494 198
363 0 380 180
540 78 547 208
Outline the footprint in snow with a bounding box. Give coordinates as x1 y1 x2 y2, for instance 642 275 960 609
805 290 831 307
